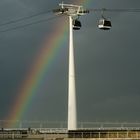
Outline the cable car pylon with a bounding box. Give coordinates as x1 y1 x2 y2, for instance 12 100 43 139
53 2 89 130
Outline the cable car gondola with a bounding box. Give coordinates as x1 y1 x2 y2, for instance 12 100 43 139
73 19 82 30
98 18 112 30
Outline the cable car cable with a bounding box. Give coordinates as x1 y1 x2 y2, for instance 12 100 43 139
88 8 140 30
89 8 140 13
0 8 140 29
0 9 52 27
0 7 140 33
0 15 64 33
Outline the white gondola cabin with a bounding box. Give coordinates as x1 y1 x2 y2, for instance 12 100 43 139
73 19 82 30
98 19 112 30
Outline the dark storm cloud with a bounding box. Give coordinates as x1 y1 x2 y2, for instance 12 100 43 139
0 0 140 126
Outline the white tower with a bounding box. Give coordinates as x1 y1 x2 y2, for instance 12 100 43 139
68 15 77 130
53 3 89 130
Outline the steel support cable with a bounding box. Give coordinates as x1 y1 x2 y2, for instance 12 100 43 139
0 8 140 28
0 15 65 33
89 8 140 13
0 9 52 27
0 7 140 33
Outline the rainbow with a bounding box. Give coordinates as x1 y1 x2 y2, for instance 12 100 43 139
6 0 92 128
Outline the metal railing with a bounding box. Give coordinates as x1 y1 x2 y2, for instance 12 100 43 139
1 128 140 139
1 120 140 133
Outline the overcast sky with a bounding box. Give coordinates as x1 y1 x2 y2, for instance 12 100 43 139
0 0 140 127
